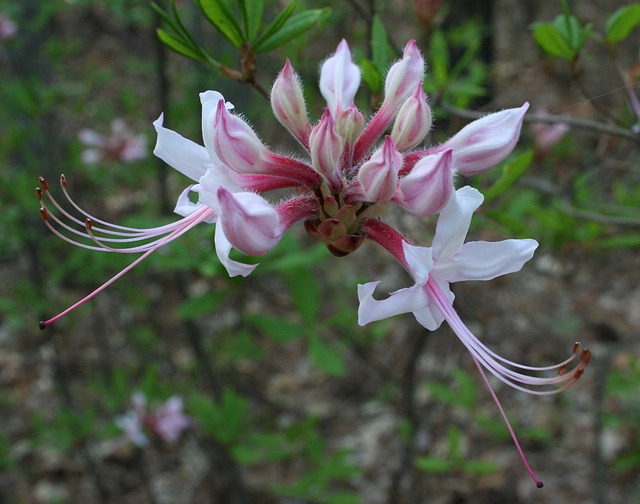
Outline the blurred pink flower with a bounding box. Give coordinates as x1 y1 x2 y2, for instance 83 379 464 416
532 108 569 153
78 119 147 164
116 393 192 446
0 14 17 40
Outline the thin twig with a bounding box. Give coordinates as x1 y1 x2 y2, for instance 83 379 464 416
520 177 640 227
441 102 640 142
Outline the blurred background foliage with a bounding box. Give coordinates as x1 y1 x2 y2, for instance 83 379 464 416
0 0 639 502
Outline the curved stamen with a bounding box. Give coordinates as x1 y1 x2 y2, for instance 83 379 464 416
426 277 590 488
39 205 216 329
40 176 185 237
427 278 590 395
38 177 215 254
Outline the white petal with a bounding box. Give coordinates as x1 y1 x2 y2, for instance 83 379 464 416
432 186 483 262
401 242 433 284
435 239 538 282
413 307 439 331
173 186 201 217
357 281 429 326
153 114 212 181
173 186 217 224
214 224 258 278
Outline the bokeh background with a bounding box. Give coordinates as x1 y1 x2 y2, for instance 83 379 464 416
1 0 639 502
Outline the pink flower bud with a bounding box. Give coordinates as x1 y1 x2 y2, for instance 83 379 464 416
212 100 269 174
382 40 425 115
335 105 365 146
352 41 425 163
391 83 432 152
200 90 233 162
271 59 312 148
216 188 282 256
358 136 403 202
444 103 529 176
309 108 344 189
319 39 361 117
398 149 453 216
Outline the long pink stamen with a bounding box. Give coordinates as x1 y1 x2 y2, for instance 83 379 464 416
37 176 216 329
363 218 590 485
426 278 543 487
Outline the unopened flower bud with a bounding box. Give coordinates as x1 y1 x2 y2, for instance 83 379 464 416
358 136 402 202
352 41 425 163
216 188 282 256
398 149 453 216
335 105 365 146
320 39 361 117
391 83 432 152
444 103 529 176
213 100 269 174
382 40 425 115
309 108 344 189
271 59 312 148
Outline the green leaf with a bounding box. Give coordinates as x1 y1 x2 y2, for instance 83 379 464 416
239 0 265 41
415 456 452 473
190 389 248 445
483 149 533 201
429 29 449 86
605 3 640 43
371 15 393 72
309 336 345 376
359 58 383 93
531 22 575 59
597 233 640 249
461 459 499 475
253 7 331 54
177 291 226 319
246 314 302 342
286 267 320 326
197 0 244 47
252 1 296 51
552 13 590 53
156 28 203 62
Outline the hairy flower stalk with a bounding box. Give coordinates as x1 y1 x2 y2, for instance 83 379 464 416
38 39 589 484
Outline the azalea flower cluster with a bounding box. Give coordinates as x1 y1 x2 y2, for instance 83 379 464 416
37 40 590 486
116 393 192 447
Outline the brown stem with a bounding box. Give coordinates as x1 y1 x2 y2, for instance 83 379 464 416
441 102 640 143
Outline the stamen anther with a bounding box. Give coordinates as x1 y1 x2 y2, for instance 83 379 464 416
572 342 580 354
36 187 43 201
39 321 47 330
39 177 49 190
60 174 67 188
40 207 48 221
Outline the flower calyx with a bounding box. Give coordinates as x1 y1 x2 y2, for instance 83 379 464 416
304 183 367 257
